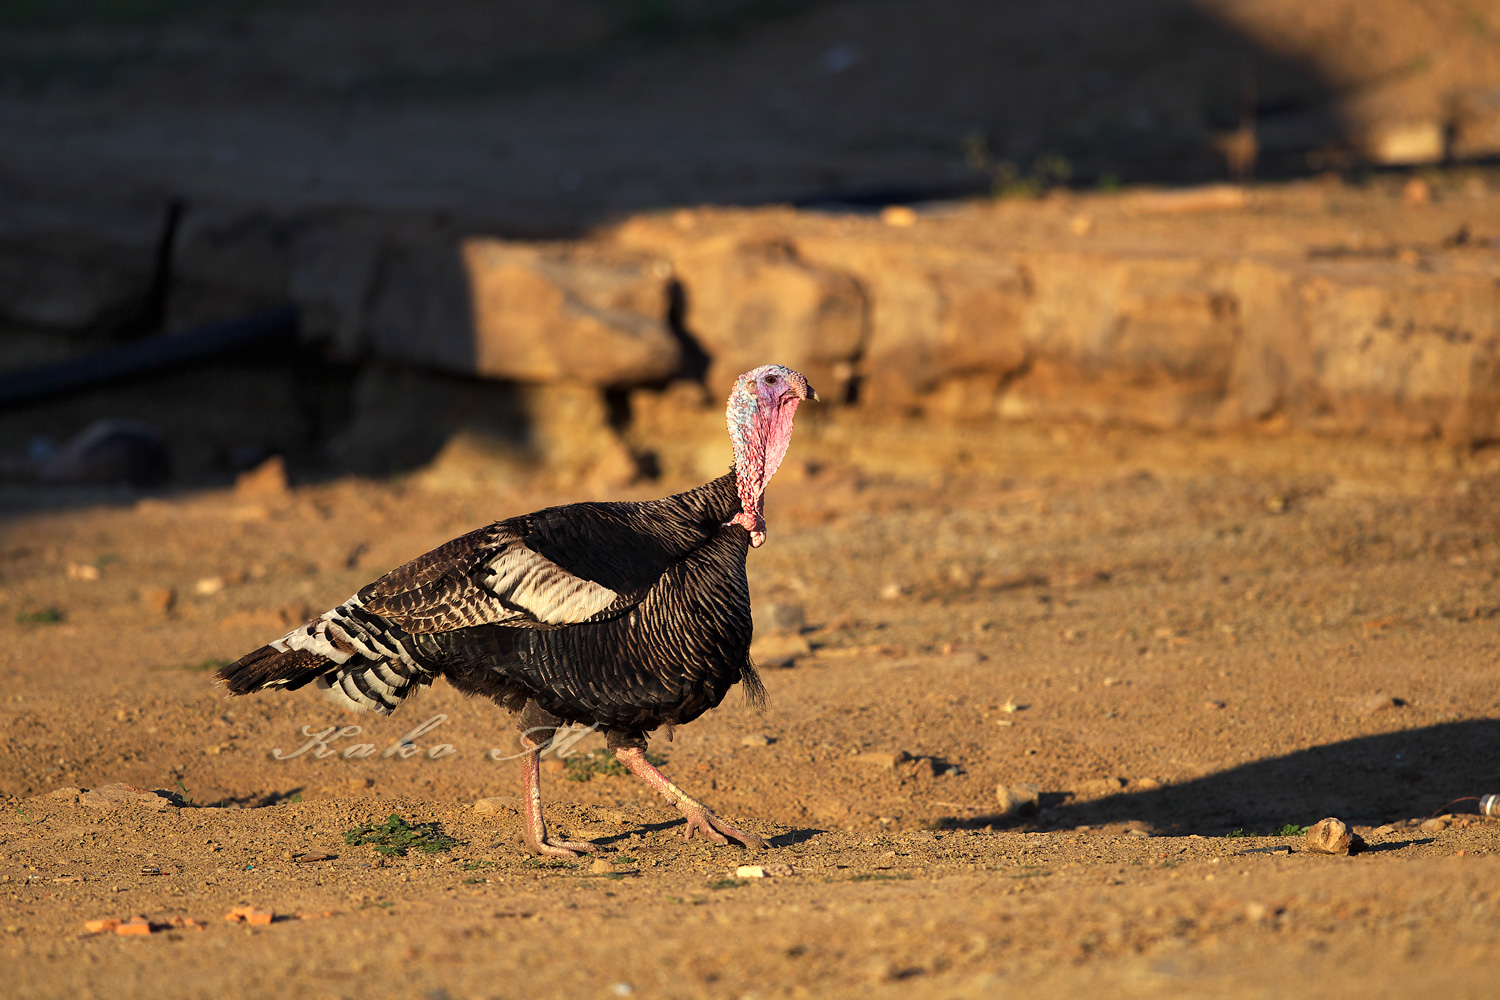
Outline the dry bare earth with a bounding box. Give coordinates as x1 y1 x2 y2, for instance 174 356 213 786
2 418 1499 998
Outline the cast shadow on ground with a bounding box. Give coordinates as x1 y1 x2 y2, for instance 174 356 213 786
939 719 1500 835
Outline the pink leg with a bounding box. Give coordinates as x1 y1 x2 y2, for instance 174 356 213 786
613 746 766 849
519 739 596 858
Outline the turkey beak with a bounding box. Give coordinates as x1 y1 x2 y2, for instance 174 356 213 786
805 383 820 402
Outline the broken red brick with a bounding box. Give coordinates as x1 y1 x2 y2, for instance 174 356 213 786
116 916 153 936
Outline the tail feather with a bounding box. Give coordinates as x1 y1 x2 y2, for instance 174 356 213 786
218 593 433 715
217 645 329 695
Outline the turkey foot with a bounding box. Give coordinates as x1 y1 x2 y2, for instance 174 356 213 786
518 738 597 858
679 801 767 850
614 746 767 850
521 831 598 859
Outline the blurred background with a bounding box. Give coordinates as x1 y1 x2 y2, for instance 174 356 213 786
2 0 1499 498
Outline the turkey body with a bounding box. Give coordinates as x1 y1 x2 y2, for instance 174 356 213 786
220 470 761 740
406 472 760 735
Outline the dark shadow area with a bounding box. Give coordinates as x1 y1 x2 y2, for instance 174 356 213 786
940 720 1500 835
0 1 1486 501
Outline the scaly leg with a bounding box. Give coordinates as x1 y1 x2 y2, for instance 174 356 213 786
516 709 596 858
613 745 767 850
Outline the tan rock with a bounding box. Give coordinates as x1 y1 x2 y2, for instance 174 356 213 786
749 632 811 668
77 784 175 812
668 235 867 400
461 240 680 386
1364 121 1445 165
853 750 910 769
233 455 288 498
1305 816 1365 855
995 782 1041 816
473 796 521 814
141 586 176 616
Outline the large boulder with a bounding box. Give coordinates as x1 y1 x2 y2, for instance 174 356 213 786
461 239 681 386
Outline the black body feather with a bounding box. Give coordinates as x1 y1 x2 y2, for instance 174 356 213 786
218 471 763 738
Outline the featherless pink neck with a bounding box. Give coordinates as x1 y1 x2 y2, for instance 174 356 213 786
725 367 808 547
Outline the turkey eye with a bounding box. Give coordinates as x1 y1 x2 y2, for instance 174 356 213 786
764 375 778 384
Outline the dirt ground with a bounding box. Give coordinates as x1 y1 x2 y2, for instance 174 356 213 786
1 413 1498 998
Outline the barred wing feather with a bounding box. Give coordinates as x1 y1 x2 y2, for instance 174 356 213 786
357 523 633 633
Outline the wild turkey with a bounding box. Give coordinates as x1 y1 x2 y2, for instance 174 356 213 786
218 364 817 856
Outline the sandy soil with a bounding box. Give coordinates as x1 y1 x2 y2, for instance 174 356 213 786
2 416 1499 998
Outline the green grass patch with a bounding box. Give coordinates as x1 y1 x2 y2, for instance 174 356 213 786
460 860 496 871
706 878 742 890
1224 828 1249 838
562 749 665 782
1273 824 1309 837
520 857 575 870
849 872 913 882
16 607 63 625
343 813 461 857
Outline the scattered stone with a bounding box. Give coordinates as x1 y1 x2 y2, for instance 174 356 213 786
879 205 917 227
38 419 170 488
589 858 616 875
473 796 521 814
224 906 274 926
1367 120 1445 165
1370 824 1397 837
753 602 806 635
854 750 910 769
1133 777 1164 791
49 786 83 801
735 863 792 878
749 632 811 668
139 866 161 876
168 916 204 931
1401 176 1433 206
84 918 121 934
1305 817 1365 856
77 784 176 812
1078 777 1126 797
293 852 335 863
65 562 100 581
879 582 905 600
907 756 938 778
142 586 176 615
116 915 153 936
1126 184 1247 214
1102 677 1123 687
1420 817 1450 832
233 455 289 498
1001 699 1024 714
995 782 1041 817
1359 694 1405 715
194 576 225 596
740 734 774 747
1203 699 1226 710
294 911 335 920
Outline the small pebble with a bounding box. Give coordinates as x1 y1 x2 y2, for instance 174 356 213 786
853 750 909 769
995 782 1040 817
740 734 773 747
589 858 615 875
142 586 176 615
